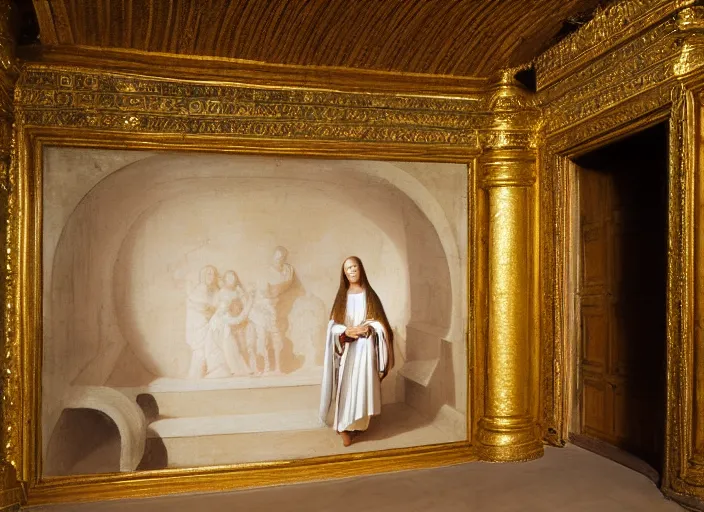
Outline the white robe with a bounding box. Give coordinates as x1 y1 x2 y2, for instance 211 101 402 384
319 292 389 432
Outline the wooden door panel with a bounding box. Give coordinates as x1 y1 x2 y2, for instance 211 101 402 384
582 223 608 292
613 383 629 443
580 297 608 371
610 305 628 377
579 168 608 224
583 375 608 439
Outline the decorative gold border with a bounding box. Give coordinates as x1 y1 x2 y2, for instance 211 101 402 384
536 2 704 507
535 0 692 91
6 64 482 505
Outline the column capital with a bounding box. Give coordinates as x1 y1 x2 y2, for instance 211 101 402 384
479 148 536 189
479 69 539 178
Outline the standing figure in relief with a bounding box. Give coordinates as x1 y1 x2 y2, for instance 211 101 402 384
205 270 253 378
319 256 395 447
247 246 295 374
186 265 220 379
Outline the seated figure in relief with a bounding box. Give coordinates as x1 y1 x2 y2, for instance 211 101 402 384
185 265 220 379
247 246 295 374
319 256 395 447
204 270 253 378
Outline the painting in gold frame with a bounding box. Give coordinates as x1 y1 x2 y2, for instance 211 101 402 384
6 124 478 505
38 146 469 475
0 56 494 505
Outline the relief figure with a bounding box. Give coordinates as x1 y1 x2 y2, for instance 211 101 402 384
205 270 253 378
247 246 295 374
185 265 220 379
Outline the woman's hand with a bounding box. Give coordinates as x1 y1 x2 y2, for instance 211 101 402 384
344 327 360 339
344 325 371 339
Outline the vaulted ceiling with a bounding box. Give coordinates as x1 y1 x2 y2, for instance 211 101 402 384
25 0 609 78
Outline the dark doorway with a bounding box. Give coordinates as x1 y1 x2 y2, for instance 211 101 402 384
573 122 668 479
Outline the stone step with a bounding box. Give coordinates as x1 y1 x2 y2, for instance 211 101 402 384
147 409 323 439
398 359 438 387
114 370 323 418
136 402 462 470
147 384 320 418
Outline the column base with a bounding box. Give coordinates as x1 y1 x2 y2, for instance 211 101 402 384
0 464 21 512
476 415 544 462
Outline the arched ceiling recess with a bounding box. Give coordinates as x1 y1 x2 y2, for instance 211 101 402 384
27 0 608 79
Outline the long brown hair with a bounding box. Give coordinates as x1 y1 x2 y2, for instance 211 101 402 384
330 257 394 349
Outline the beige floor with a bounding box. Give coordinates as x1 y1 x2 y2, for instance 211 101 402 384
28 444 684 511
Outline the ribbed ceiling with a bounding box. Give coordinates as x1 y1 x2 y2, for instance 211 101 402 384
30 0 605 78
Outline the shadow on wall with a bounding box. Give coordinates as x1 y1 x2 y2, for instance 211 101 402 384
273 273 306 374
133 393 167 471
401 199 457 423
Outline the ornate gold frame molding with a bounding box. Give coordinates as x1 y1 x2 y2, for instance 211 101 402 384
16 45 489 97
536 2 704 508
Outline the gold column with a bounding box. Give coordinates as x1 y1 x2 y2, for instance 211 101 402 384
0 1 20 510
475 72 543 462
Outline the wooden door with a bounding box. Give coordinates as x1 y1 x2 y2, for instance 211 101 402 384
579 167 614 444
578 142 667 471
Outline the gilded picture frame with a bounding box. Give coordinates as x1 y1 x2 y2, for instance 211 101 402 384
5 66 481 505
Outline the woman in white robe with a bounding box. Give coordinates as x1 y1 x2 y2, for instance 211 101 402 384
319 256 395 447
186 265 219 379
205 270 252 377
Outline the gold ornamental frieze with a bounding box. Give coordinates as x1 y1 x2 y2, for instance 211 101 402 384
540 20 679 136
15 67 491 148
536 0 693 90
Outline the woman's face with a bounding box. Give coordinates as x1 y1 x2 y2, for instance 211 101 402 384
225 272 237 287
344 259 361 284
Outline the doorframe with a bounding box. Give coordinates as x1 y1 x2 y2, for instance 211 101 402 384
566 159 582 437
542 104 676 469
565 141 668 482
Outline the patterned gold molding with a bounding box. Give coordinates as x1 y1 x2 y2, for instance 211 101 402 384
17 45 490 97
536 0 693 90
14 66 490 150
0 0 20 509
540 20 679 135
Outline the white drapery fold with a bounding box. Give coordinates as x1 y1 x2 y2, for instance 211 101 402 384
319 317 388 431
